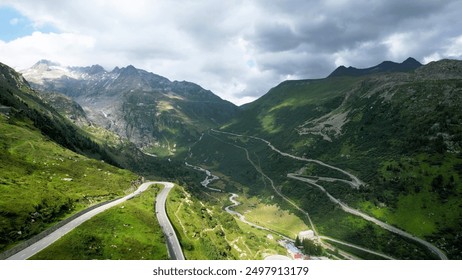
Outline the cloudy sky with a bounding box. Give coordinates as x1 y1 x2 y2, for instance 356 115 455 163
1 0 462 105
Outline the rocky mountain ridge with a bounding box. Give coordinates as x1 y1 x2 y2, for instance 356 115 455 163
22 60 238 156
328 57 422 77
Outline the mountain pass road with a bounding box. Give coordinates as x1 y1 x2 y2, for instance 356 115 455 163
155 182 185 260
7 181 184 260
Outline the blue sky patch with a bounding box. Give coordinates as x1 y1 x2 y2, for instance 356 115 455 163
0 6 56 42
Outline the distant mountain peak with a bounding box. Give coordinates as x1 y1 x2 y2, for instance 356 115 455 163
119 65 140 76
328 57 422 78
111 66 121 73
33 59 60 67
86 64 106 74
30 59 61 71
69 64 107 75
403 57 420 64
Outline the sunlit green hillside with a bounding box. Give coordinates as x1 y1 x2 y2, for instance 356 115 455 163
0 114 137 252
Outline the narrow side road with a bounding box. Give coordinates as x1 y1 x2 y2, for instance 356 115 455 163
7 181 184 260
319 236 394 260
225 193 271 232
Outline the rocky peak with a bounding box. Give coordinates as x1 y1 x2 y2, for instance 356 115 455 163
402 57 422 67
33 59 59 67
111 66 121 73
120 65 139 77
81 65 107 75
329 57 422 77
30 59 60 71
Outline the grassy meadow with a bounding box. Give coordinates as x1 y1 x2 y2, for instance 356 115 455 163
31 185 167 259
165 185 286 260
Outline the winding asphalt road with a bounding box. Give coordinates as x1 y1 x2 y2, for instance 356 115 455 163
211 129 364 188
288 173 448 260
155 182 185 260
7 181 184 260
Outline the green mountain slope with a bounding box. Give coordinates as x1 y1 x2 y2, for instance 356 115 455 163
0 62 142 253
0 113 138 252
3 62 201 179
189 59 462 259
0 62 120 166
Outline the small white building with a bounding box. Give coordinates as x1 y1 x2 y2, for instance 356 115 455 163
298 230 315 240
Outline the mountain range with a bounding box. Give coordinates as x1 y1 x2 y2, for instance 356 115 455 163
22 60 238 156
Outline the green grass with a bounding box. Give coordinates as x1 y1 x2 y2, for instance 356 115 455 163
358 154 462 239
143 143 173 158
227 76 359 136
82 125 122 147
233 196 309 238
0 114 138 252
260 114 283 134
165 185 286 259
31 186 168 260
231 217 288 259
166 185 235 259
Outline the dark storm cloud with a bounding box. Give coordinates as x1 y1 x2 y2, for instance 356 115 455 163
242 0 462 84
252 22 302 52
251 0 456 54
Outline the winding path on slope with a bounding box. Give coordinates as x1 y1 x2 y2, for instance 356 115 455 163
211 129 364 188
209 129 447 260
288 174 448 260
186 138 394 260
225 193 275 232
7 181 183 260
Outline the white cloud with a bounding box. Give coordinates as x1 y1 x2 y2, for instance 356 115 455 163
423 35 462 64
1 0 462 105
423 53 443 64
445 35 462 58
0 32 95 70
